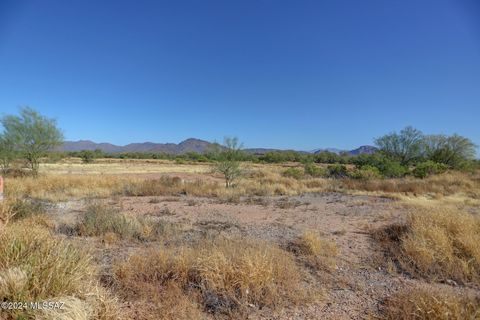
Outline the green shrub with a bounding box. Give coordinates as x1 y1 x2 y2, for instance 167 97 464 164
282 167 304 179
79 150 96 164
304 163 325 177
378 161 408 178
326 164 348 179
351 154 407 178
412 161 448 179
350 165 381 180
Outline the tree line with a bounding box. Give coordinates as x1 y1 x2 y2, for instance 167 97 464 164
0 107 477 180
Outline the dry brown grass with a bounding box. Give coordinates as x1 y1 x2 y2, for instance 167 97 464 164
382 287 480 320
293 231 338 270
4 164 479 202
5 174 125 200
0 220 122 319
375 207 480 286
336 171 480 198
113 237 309 318
76 203 178 241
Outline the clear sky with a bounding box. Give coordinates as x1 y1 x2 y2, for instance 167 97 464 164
0 0 479 151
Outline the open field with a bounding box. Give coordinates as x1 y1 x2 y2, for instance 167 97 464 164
1 159 479 319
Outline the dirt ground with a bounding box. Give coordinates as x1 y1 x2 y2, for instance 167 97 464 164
43 191 457 320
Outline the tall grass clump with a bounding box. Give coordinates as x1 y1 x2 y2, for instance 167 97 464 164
375 208 480 285
77 203 141 239
382 287 480 320
77 203 177 241
0 221 122 319
114 237 308 317
9 198 46 221
293 231 338 270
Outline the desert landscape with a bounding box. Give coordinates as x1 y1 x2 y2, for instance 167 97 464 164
1 1 479 319
1 151 479 319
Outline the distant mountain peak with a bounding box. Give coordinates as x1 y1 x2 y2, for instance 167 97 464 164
60 138 213 154
60 139 377 156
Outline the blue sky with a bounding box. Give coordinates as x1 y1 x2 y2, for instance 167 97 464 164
0 0 479 151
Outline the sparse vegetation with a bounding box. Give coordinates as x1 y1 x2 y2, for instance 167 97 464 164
114 237 308 317
0 152 478 319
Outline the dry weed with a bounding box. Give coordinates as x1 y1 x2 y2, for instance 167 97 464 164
113 237 308 317
375 207 480 285
293 231 338 270
382 287 480 320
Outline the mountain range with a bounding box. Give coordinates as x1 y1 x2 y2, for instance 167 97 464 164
60 138 377 156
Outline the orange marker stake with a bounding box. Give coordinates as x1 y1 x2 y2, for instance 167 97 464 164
0 176 3 201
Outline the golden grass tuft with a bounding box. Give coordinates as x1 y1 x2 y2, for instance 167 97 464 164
375 207 480 285
382 287 480 320
113 237 308 318
76 203 178 241
294 231 338 270
0 220 123 319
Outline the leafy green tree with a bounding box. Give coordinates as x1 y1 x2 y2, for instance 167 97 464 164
1 107 64 176
0 134 16 174
212 137 244 188
374 126 424 165
423 134 477 169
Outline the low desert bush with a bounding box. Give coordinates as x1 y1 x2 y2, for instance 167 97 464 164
378 160 408 178
382 287 480 320
282 167 304 179
350 165 381 180
326 164 349 178
412 161 448 179
0 221 121 319
304 163 325 177
114 237 307 317
374 208 480 285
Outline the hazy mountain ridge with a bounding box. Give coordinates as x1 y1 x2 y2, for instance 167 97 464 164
61 139 377 155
